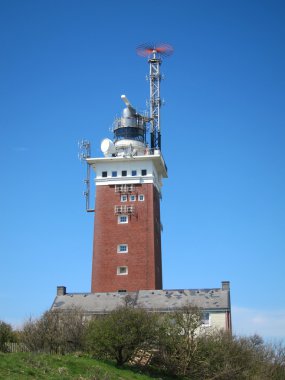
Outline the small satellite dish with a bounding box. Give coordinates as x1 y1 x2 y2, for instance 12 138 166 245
101 138 116 156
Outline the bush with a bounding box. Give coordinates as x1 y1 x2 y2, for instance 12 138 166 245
156 303 203 376
153 305 285 379
0 321 16 352
85 306 159 366
22 308 86 353
192 332 285 380
193 332 263 379
17 303 285 379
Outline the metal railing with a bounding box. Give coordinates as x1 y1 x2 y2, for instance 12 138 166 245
115 185 135 193
114 205 135 215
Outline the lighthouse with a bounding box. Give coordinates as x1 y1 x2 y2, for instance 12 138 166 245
53 44 231 334
86 44 173 293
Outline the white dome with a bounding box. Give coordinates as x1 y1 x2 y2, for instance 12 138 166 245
101 138 116 156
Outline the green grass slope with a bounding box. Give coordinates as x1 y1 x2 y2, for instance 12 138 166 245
0 353 163 380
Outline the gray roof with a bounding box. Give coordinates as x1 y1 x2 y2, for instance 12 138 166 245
51 288 230 315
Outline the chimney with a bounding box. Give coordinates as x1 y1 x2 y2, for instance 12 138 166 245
57 286 66 296
221 281 230 291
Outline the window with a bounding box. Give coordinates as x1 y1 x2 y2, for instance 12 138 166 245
121 195 127 202
102 171 107 177
118 215 128 224
138 194 145 201
112 171 117 177
141 169 147 176
202 313 210 326
131 170 137 176
117 266 128 275
122 170 127 176
118 289 127 292
129 195 136 202
117 244 128 253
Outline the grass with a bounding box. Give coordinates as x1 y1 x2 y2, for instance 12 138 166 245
0 353 167 380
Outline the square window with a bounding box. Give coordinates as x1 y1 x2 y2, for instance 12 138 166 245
118 215 128 224
122 170 127 176
138 194 145 201
121 195 127 202
102 171 107 177
129 195 136 202
131 170 137 176
117 244 128 253
117 266 128 275
141 169 147 176
112 171 117 177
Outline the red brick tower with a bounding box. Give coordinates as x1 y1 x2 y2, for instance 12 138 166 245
88 151 167 292
87 45 172 293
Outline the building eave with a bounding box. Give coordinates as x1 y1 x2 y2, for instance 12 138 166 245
86 153 168 178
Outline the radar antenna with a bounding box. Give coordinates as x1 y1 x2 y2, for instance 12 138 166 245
136 43 173 150
78 140 95 213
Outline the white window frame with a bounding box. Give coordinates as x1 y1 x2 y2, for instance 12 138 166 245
118 215 128 224
129 194 136 202
138 194 145 201
121 195 127 202
117 266 128 275
117 244 128 253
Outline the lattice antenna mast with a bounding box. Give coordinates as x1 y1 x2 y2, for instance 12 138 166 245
78 140 95 213
137 43 173 150
149 50 162 150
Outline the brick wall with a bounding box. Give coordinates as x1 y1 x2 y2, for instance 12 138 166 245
91 183 162 292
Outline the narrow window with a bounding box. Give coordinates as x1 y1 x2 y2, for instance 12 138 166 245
141 169 147 176
112 171 117 177
117 244 128 253
129 195 136 202
118 215 128 224
122 170 127 176
138 194 145 201
202 313 210 326
118 289 127 292
117 266 128 275
121 195 127 202
102 171 107 177
131 170 137 176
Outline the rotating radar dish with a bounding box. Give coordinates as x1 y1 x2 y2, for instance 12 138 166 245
136 43 174 57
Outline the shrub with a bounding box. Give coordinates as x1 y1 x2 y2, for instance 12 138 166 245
85 306 159 366
0 321 16 352
22 308 86 353
156 303 203 376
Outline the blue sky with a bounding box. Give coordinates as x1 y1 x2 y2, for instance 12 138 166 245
0 0 284 341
